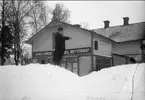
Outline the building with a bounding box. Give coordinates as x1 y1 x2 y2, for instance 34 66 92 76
26 20 112 76
93 17 145 66
26 17 145 76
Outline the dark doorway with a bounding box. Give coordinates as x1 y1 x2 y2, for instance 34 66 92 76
41 60 45 64
95 55 111 71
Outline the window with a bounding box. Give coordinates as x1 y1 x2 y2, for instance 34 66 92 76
52 32 56 49
94 41 98 50
96 56 111 71
41 60 45 64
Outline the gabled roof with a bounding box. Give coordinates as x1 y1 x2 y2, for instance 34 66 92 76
26 20 113 44
26 20 61 44
93 22 145 42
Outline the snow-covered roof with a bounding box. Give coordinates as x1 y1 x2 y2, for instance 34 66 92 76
93 22 145 42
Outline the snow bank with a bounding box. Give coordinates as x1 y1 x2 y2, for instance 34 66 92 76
0 63 145 100
81 63 145 100
0 64 85 100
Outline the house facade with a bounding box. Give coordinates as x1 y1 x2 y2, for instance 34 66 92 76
26 20 112 76
94 17 145 66
26 17 145 76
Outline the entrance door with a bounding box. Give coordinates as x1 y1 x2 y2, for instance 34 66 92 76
41 60 45 64
60 57 79 75
79 56 91 76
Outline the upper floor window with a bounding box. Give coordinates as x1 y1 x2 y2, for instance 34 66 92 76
94 40 98 50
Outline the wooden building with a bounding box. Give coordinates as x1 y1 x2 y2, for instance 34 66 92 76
26 20 112 76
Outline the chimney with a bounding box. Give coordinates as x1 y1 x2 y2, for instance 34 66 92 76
104 20 110 29
123 17 129 25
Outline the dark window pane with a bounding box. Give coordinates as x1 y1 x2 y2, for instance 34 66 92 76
94 41 98 50
41 60 45 64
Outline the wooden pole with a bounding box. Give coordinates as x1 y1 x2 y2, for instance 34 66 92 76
141 39 145 62
91 32 94 71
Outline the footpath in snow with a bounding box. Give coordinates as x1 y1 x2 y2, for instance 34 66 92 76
0 63 145 100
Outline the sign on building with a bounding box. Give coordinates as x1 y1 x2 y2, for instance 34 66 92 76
33 47 91 58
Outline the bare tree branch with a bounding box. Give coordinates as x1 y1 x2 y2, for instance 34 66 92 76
51 3 71 23
80 22 89 29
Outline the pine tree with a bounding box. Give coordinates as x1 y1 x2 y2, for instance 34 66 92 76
0 26 14 63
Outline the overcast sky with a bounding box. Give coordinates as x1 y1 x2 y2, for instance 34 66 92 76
46 1 145 29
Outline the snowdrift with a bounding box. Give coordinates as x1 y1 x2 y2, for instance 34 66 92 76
0 64 85 100
81 63 145 100
0 63 145 100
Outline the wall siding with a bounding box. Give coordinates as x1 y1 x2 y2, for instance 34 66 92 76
112 41 141 55
32 24 91 52
93 35 112 57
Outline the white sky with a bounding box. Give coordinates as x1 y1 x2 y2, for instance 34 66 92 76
46 1 145 29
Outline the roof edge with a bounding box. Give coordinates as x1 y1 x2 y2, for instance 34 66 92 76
25 21 54 44
25 20 115 44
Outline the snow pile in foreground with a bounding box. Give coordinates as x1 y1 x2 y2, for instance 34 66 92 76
0 64 85 100
81 63 145 100
0 63 145 100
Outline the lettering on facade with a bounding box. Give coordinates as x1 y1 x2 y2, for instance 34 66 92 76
69 48 90 54
33 47 91 58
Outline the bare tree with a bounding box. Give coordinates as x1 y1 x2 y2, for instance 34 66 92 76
0 0 14 65
28 3 71 36
28 1 48 36
80 22 89 29
8 0 29 65
4 0 41 65
51 3 71 23
0 0 51 65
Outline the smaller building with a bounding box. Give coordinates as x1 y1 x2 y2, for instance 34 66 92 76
93 17 145 65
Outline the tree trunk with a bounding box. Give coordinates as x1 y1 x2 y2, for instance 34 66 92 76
14 16 21 66
1 0 5 66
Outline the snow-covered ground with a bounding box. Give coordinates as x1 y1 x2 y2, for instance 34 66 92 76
81 63 145 100
0 63 145 100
